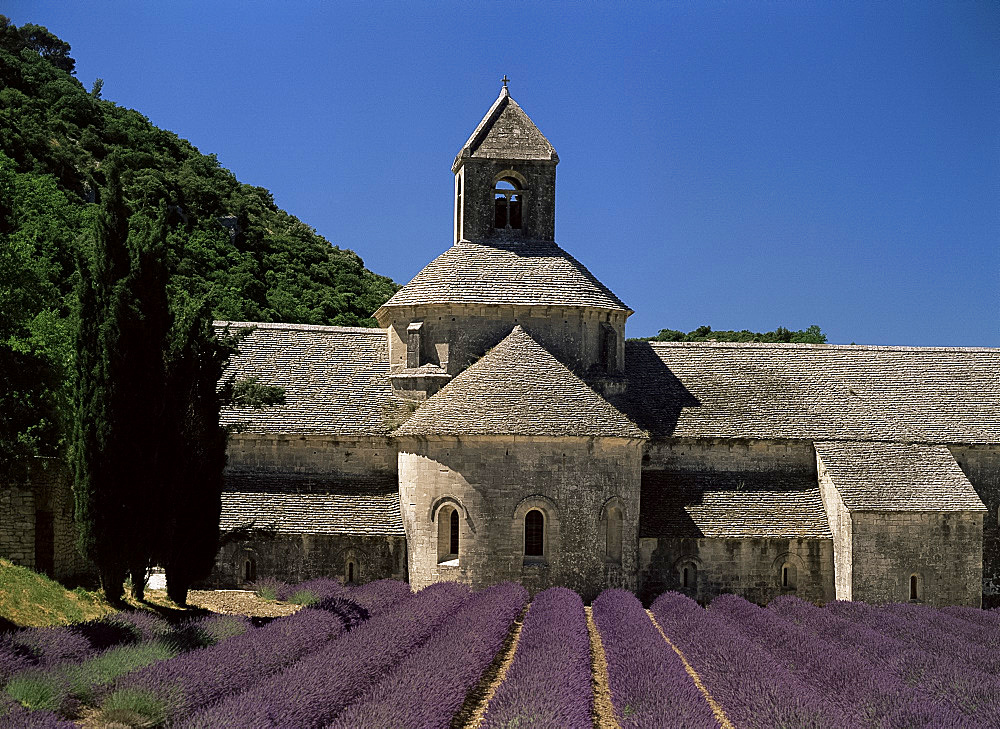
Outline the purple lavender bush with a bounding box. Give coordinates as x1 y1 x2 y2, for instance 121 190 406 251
769 595 1000 723
592 589 717 729
182 582 470 728
328 581 528 729
652 591 854 729
480 587 592 729
104 607 349 723
712 594 970 727
345 579 412 614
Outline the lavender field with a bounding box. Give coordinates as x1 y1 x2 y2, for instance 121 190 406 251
1 580 998 728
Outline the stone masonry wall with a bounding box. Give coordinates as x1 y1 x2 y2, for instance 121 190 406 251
458 159 556 244
950 444 1000 603
1 461 90 582
398 435 643 602
850 511 983 607
637 536 834 606
818 455 853 600
210 533 407 587
226 434 397 475
0 484 34 568
385 304 626 379
643 437 817 472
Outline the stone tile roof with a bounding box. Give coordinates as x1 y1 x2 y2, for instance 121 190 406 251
376 241 631 315
619 341 1000 444
639 470 832 539
216 322 408 435
454 87 557 167
393 326 646 439
220 470 404 536
815 441 986 512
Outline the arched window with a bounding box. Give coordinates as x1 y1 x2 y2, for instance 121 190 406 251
605 506 623 563
524 509 544 557
346 560 356 584
455 173 463 240
244 558 256 583
679 562 697 590
494 178 523 229
437 505 460 564
909 573 923 601
781 562 797 590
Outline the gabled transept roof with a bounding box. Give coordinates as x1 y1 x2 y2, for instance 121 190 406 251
393 326 646 438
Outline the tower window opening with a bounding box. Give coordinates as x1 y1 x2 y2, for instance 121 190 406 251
524 509 544 557
450 509 459 555
455 174 463 241
494 178 523 230
438 505 460 564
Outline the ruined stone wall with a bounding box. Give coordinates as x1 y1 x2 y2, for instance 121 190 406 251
398 435 642 602
1 461 90 582
385 304 626 379
209 533 407 587
950 444 1000 603
818 455 853 600
850 511 983 607
0 484 34 568
226 434 397 476
636 536 834 606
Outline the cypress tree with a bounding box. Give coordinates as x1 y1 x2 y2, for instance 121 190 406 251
158 295 232 604
71 163 170 602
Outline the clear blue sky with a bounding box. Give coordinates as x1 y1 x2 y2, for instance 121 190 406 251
8 1 999 346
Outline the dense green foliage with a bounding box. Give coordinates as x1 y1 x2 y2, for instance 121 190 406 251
636 324 827 344
0 16 397 481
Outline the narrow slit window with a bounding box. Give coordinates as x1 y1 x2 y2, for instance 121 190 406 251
605 506 623 563
347 561 355 584
524 509 544 556
244 558 256 583
450 509 459 556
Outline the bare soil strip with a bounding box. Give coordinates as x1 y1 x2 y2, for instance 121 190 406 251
455 605 528 729
646 609 734 729
585 606 620 729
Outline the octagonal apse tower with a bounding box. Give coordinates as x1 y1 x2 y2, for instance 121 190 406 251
385 85 647 597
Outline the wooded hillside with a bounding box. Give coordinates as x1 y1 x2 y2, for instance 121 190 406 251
0 17 397 476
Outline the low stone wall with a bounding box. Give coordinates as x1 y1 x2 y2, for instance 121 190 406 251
636 536 835 606
208 533 407 588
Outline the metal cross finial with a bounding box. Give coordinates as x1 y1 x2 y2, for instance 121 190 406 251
501 75 510 90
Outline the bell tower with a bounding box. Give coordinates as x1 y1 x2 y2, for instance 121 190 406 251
452 79 559 244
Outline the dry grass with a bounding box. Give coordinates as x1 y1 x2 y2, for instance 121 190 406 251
647 609 734 729
455 605 527 728
0 559 115 627
585 606 620 729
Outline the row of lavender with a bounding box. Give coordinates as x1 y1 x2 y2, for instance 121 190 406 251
5 580 999 728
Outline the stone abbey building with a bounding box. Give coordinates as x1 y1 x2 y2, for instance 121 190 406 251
209 86 1000 607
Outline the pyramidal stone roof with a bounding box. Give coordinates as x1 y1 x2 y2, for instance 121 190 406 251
815 441 986 512
393 326 646 438
376 240 631 316
453 86 557 169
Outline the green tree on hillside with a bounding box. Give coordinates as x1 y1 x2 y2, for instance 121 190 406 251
636 324 827 344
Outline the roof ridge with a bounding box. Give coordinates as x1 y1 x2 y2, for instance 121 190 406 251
214 320 384 335
638 340 1000 353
